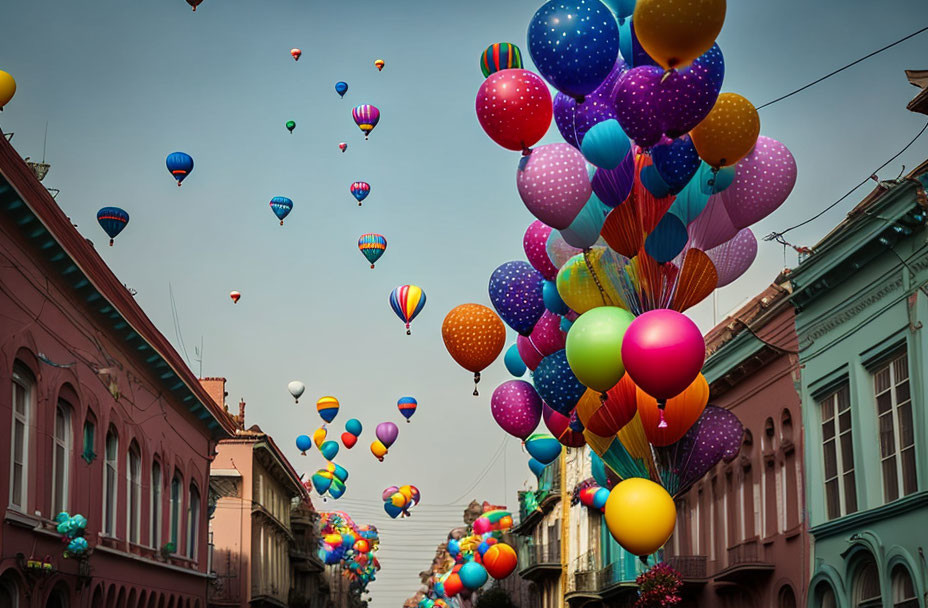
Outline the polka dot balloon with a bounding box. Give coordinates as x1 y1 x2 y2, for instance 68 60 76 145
475 69 553 152
533 349 587 416
488 261 546 335
517 143 593 230
689 92 760 168
717 136 797 229
442 304 507 395
553 59 627 148
524 220 560 281
491 380 544 439
705 228 757 288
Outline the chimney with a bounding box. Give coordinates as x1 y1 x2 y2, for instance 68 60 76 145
237 399 246 429
199 377 227 410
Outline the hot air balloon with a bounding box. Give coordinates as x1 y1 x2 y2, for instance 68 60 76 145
352 105 380 139
186 0 203 10
374 59 385 71
166 152 194 186
269 196 293 225
288 381 305 403
317 396 340 423
397 397 417 422
389 285 426 335
335 81 349 98
339 142 348 153
286 120 296 134
358 234 387 268
229 291 241 304
0 71 16 110
350 182 371 206
291 48 302 61
480 43 523 78
96 207 129 246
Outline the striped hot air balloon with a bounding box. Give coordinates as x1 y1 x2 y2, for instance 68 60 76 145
397 397 417 422
96 207 129 246
316 396 340 423
480 43 523 78
350 182 371 206
389 285 426 335
352 104 380 139
358 233 387 268
269 196 293 225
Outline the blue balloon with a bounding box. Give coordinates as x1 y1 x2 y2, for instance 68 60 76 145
543 281 570 315
488 261 546 335
534 350 586 415
335 81 349 97
592 487 610 509
525 434 563 465
528 457 547 478
345 418 363 437
528 0 620 99
447 539 460 557
331 463 349 482
320 440 339 461
166 152 194 186
560 195 609 250
478 541 491 556
703 165 736 195
581 119 631 170
644 214 688 263
559 317 574 333
296 435 313 453
384 502 405 518
618 18 658 69
459 562 489 590
639 165 672 198
96 207 129 245
652 135 702 194
668 174 711 225
504 344 527 377
269 196 293 222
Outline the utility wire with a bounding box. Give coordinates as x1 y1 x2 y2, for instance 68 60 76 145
757 25 928 110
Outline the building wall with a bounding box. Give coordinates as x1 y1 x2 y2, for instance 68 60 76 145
250 459 293 603
208 441 253 605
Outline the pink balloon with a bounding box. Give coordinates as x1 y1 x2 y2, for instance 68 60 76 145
524 221 559 281
517 335 544 371
542 404 586 447
688 193 738 251
706 229 758 288
517 143 593 230
490 380 543 439
529 311 567 356
382 486 399 501
620 309 705 400
719 137 797 229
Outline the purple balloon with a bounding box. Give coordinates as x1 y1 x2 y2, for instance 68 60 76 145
591 151 636 207
489 261 546 335
375 422 399 448
517 144 593 230
554 60 627 148
491 380 543 439
612 67 664 147
524 220 559 281
687 193 738 251
718 137 797 229
651 135 701 194
706 228 758 288
653 405 743 498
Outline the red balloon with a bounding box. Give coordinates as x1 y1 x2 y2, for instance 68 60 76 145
476 69 553 152
341 432 358 449
543 405 586 447
483 543 518 579
443 574 464 597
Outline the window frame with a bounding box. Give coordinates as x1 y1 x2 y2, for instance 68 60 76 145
52 401 72 516
102 429 119 536
126 443 141 544
81 417 96 464
187 484 200 560
170 473 183 552
151 460 162 549
872 349 917 502
10 364 34 511
819 384 857 520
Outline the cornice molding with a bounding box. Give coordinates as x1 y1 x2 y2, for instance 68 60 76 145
798 274 904 348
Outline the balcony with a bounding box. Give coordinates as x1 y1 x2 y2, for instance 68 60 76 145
714 539 774 582
665 555 708 583
566 552 602 604
515 460 562 532
517 540 561 580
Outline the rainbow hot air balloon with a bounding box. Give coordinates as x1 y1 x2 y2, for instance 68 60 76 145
350 182 371 206
269 196 293 225
389 285 426 335
317 396 340 423
335 81 349 98
166 152 194 186
352 104 380 139
96 207 129 246
397 397 417 423
480 43 523 78
358 233 387 268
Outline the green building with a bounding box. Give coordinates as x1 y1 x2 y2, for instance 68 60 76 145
790 161 928 607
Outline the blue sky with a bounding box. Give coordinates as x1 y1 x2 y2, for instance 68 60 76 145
4 0 928 604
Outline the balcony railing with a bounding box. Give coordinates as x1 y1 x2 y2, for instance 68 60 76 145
519 540 561 572
727 538 762 566
665 555 708 580
517 459 562 524
568 551 601 593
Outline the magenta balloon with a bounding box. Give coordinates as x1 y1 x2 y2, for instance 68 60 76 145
517 144 593 230
529 311 567 357
375 422 399 448
687 194 738 251
491 380 543 439
718 137 797 229
516 334 544 371
706 229 758 288
524 220 559 281
382 486 399 501
620 309 705 400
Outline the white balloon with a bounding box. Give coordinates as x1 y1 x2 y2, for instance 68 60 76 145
288 381 306 403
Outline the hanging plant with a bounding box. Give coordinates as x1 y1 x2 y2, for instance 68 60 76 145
634 562 682 608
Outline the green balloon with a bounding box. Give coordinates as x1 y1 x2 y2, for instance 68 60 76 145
565 306 635 392
286 120 296 132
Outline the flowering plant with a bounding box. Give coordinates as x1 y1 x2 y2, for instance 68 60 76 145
634 562 682 608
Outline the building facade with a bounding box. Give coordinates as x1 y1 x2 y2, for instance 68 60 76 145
790 165 928 608
0 131 236 606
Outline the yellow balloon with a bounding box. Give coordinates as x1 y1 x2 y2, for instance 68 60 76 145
556 249 626 315
313 426 327 449
633 0 726 70
604 478 676 556
390 493 408 508
371 440 388 461
0 71 16 110
689 92 760 168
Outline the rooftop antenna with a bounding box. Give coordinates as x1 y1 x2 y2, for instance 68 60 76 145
194 337 204 378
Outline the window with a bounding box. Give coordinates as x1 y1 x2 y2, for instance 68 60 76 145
187 485 200 559
81 418 96 463
10 364 34 511
778 585 797 608
891 564 917 608
151 461 162 548
170 473 182 551
127 444 141 544
852 555 881 608
818 584 838 608
820 385 857 519
873 351 917 502
52 403 72 515
103 429 118 535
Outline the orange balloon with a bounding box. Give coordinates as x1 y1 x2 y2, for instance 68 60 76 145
689 93 760 168
370 439 388 462
633 0 726 70
483 543 518 579
637 373 709 446
442 304 506 395
575 373 638 437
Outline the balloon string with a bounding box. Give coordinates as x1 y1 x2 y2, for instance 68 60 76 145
582 249 610 306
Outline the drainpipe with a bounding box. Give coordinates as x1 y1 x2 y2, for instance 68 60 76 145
560 449 569 608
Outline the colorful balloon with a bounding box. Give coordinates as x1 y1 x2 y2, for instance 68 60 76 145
313 426 327 449
632 0 725 70
374 59 385 71
358 233 387 268
335 81 349 97
491 380 543 440
718 136 797 229
533 349 586 416
459 562 489 590
542 281 569 315
651 135 702 194
0 71 15 110
290 48 301 61
350 181 371 206
320 440 339 461
706 228 757 288
269 196 293 225
483 544 518 579
390 285 426 335
555 249 625 314
316 396 340 423
517 143 593 230
442 304 506 395
229 291 241 304
621 309 705 401
481 43 523 78
565 306 635 392
689 93 760 168
528 458 547 478
527 311 567 358
516 335 544 372
604 478 676 555
341 433 358 449
397 397 417 422
581 120 631 170
504 344 527 377
591 152 636 207
166 152 194 186
352 104 380 139
339 142 348 153
488 261 546 335
288 381 305 403
345 419 362 437
375 422 399 449
559 195 610 250
542 404 586 447
476 69 553 152
576 374 638 436
637 373 708 445
96 207 129 246
296 435 312 454
553 59 626 149
524 433 562 465
523 221 559 281
370 440 388 462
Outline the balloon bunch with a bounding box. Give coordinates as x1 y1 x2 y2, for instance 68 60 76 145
370 421 398 462
574 481 610 512
341 418 362 449
309 462 349 500
318 511 381 591
55 512 89 558
382 484 420 518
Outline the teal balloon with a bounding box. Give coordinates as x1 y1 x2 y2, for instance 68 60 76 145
560 317 574 333
704 165 735 194
602 0 635 19
525 433 562 465
592 487 610 509
560 195 609 250
668 173 710 225
580 119 630 170
644 214 688 263
565 306 635 392
459 562 489 590
320 441 340 461
296 435 313 453
543 280 570 315
312 472 332 495
528 457 547 478
591 451 609 487
640 165 671 198
504 344 527 377
345 418 363 436
332 463 349 482
328 478 346 499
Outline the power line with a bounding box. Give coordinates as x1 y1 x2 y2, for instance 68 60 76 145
757 25 928 110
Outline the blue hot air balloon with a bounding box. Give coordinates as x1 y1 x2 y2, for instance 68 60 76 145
335 81 349 98
166 152 194 186
96 207 129 246
269 196 293 225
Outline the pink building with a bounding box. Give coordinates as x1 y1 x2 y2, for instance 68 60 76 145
0 134 237 606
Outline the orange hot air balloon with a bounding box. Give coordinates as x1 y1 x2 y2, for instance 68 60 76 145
229 291 241 304
576 373 638 437
374 59 385 71
291 48 302 61
637 373 709 446
370 439 388 462
442 304 506 396
689 93 760 169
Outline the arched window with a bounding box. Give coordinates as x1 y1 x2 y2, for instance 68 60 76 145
10 363 35 511
0 572 22 607
763 418 776 451
818 584 837 608
127 442 141 544
170 473 183 551
781 409 794 444
103 428 119 536
891 564 917 608
151 460 163 549
778 585 797 608
52 401 73 516
81 413 96 464
187 484 200 559
852 554 881 607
